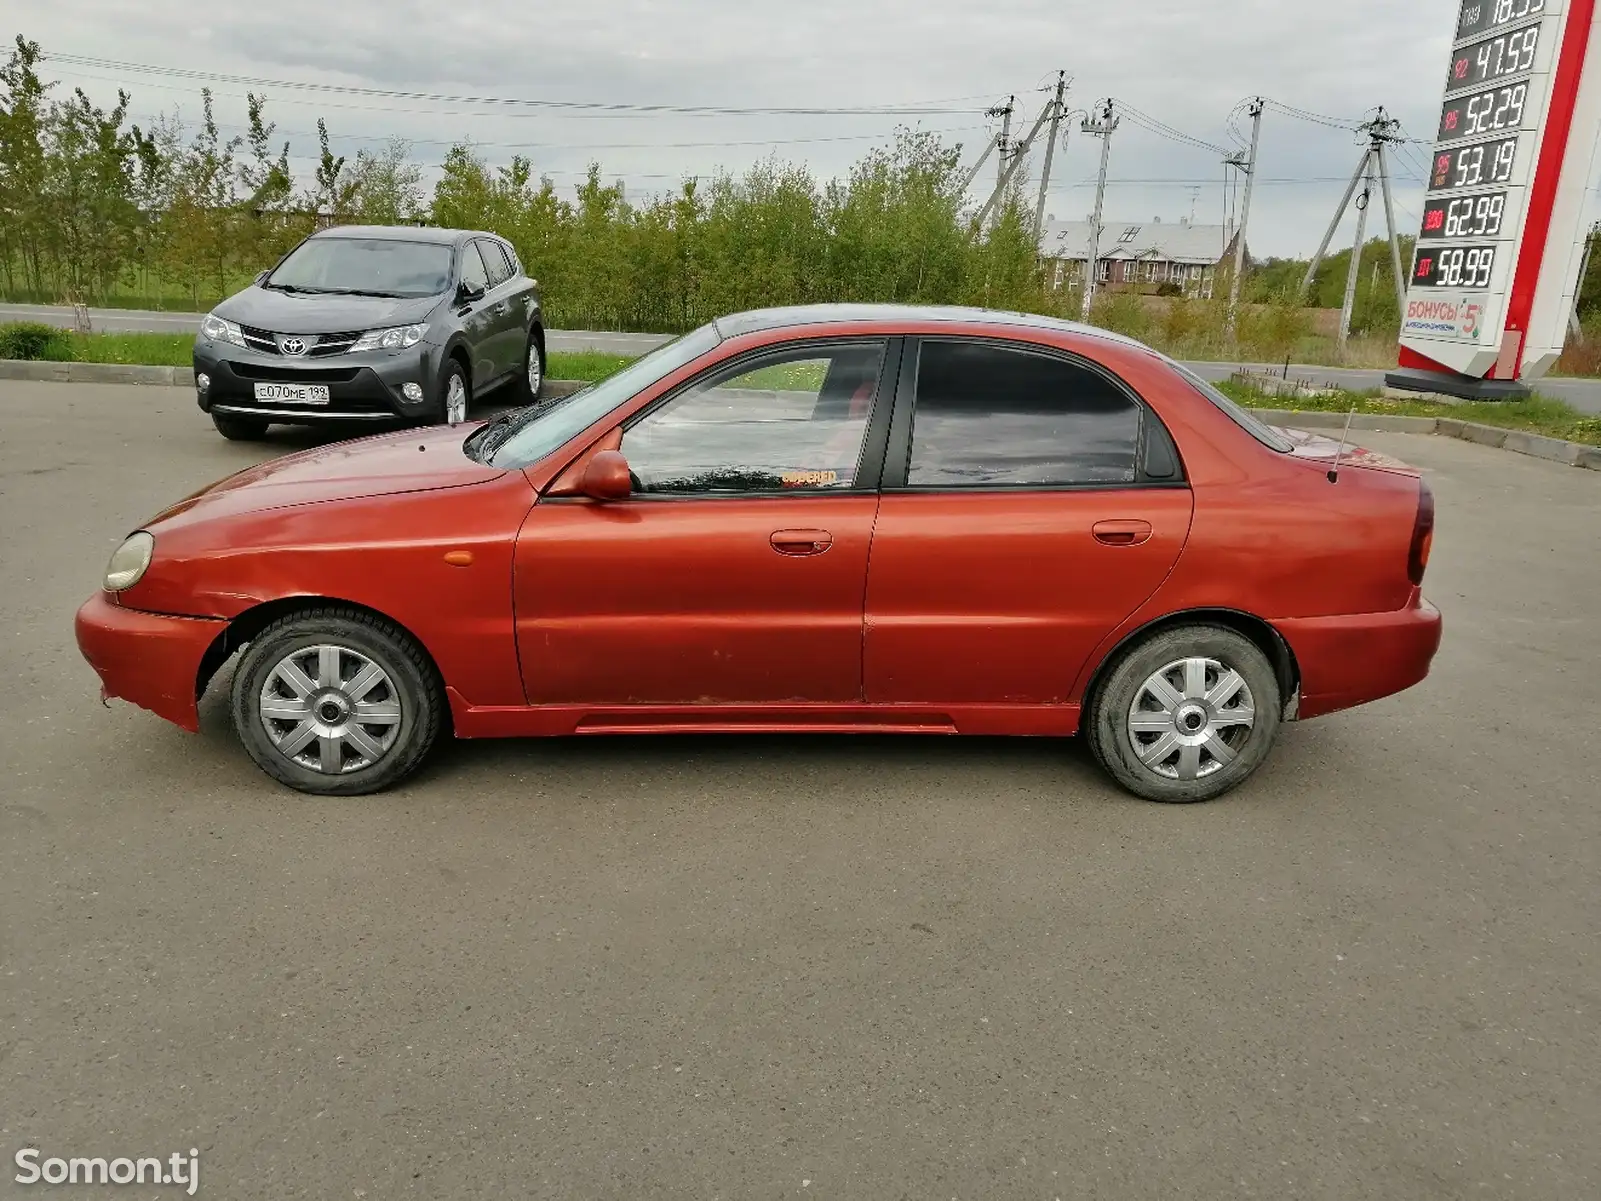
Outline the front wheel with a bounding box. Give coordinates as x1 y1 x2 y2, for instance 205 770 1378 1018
212 411 269 441
440 357 470 425
230 607 444 796
1084 624 1282 804
518 331 545 403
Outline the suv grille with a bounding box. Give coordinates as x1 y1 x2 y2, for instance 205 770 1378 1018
237 327 366 357
241 325 279 355
227 362 362 384
310 331 364 357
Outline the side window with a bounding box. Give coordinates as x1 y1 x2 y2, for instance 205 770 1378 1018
477 240 511 287
458 242 489 293
498 242 522 278
622 342 886 496
906 341 1142 488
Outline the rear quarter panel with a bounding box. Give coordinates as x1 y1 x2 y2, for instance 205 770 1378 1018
1054 342 1424 704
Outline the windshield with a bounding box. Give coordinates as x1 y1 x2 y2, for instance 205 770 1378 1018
267 238 455 298
473 323 724 469
1168 360 1296 453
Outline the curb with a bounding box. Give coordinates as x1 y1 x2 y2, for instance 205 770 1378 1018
0 359 192 386
1254 408 1601 472
0 358 590 400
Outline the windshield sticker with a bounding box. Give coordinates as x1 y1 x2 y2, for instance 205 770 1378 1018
781 470 839 488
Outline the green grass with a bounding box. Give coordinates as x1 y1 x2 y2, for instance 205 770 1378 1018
67 331 194 365
0 323 637 383
546 351 632 383
1218 378 1601 447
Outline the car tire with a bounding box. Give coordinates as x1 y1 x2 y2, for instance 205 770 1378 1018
518 331 545 403
1084 624 1282 804
230 606 445 797
439 356 471 425
212 412 269 441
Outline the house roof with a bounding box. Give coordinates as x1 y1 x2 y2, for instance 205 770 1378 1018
1039 218 1234 265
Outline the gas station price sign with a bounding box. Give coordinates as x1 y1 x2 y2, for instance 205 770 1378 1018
1456 0 1547 39
1399 0 1588 376
1428 136 1519 190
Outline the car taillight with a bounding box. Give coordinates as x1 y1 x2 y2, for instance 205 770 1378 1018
1407 479 1435 586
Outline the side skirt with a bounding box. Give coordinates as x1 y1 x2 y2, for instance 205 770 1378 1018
446 690 1081 739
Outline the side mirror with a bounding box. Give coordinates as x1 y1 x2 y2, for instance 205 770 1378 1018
457 281 485 305
580 450 632 501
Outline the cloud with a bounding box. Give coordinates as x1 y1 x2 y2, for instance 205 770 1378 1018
24 0 1465 256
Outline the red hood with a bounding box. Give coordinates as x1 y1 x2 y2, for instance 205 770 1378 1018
1273 425 1420 476
147 422 502 530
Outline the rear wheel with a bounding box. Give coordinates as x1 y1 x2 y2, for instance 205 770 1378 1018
230 607 444 796
212 411 269 441
1084 624 1282 803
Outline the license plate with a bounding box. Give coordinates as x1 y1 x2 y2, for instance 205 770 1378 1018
253 382 330 405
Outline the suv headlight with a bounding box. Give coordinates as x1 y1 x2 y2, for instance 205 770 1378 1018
104 532 155 592
199 313 247 348
349 324 426 353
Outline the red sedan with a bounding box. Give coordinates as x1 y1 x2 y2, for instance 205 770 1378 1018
76 305 1441 803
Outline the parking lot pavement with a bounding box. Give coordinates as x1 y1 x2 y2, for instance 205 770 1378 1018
3 379 1598 1200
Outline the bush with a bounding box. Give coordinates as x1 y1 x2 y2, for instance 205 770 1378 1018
0 322 72 361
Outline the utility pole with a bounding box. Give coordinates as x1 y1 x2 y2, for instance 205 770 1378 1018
957 133 1002 197
988 96 1016 191
974 103 1054 228
1570 222 1599 339
1079 99 1119 321
1224 96 1264 335
1032 71 1069 241
1339 160 1375 347
1302 108 1407 342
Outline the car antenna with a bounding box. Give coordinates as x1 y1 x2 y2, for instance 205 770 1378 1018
1327 405 1357 484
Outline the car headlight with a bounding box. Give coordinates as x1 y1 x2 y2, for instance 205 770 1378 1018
199 313 247 348
104 532 155 592
349 324 426 353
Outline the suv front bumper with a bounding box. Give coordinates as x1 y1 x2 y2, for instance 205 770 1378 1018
193 340 445 423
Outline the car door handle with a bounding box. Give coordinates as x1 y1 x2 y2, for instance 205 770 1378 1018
770 529 833 556
1092 519 1153 547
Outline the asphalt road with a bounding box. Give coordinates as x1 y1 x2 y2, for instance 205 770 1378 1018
3 381 1599 1200
7 300 1601 413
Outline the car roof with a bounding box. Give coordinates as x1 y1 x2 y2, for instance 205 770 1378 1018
309 225 502 246
712 303 1153 353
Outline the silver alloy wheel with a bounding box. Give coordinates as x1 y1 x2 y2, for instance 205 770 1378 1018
258 644 403 775
1127 656 1256 782
526 344 542 396
445 373 468 425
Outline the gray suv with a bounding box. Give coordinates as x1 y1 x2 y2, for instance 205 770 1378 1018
193 225 544 440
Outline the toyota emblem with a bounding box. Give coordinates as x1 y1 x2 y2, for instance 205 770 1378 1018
279 336 308 356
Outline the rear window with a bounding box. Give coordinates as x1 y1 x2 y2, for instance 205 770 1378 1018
906 340 1143 487
1169 361 1295 453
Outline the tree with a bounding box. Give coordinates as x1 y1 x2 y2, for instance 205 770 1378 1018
160 89 240 305
42 86 140 301
348 138 424 224
309 118 357 220
0 36 52 297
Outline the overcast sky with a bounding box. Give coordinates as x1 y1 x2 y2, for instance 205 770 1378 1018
12 0 1472 258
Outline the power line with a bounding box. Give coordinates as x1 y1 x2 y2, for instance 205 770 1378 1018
206 120 986 153
42 52 982 118
1110 100 1229 156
